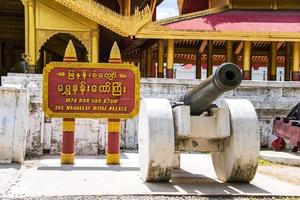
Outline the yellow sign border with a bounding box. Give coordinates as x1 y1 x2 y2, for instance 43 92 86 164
42 62 140 119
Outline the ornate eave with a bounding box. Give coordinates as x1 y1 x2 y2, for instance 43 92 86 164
122 40 287 68
30 0 153 37
136 7 300 42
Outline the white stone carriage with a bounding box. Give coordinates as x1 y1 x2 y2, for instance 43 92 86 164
138 63 260 182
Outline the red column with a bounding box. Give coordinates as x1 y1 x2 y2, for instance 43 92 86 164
106 119 121 164
61 118 75 164
61 41 77 164
106 42 122 164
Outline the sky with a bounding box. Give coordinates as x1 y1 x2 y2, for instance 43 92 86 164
156 0 179 20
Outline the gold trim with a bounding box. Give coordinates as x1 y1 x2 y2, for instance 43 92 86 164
61 153 74 164
63 121 75 132
42 62 140 119
293 42 300 72
106 154 120 165
108 121 121 132
64 41 77 60
136 29 300 42
136 7 300 42
110 42 122 61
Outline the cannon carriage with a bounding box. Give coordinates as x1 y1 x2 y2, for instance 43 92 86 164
138 63 260 183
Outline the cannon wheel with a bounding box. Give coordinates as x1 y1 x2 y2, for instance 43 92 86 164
138 98 174 182
212 99 260 182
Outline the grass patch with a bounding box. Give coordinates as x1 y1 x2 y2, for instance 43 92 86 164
258 159 272 166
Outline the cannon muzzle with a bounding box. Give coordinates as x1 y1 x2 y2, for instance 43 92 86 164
180 63 242 115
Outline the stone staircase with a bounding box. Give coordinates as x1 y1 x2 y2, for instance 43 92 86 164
53 0 153 36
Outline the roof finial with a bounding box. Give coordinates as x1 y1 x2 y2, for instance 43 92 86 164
109 42 122 63
64 40 77 62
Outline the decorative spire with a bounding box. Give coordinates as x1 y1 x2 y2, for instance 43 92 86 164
63 40 77 62
109 42 122 63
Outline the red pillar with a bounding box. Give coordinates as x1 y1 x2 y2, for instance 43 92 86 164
106 42 122 164
106 119 121 164
61 41 77 164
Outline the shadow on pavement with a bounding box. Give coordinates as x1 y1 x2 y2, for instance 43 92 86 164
37 165 139 171
0 163 21 170
38 153 129 160
144 169 270 195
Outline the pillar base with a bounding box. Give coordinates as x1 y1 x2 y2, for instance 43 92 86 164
206 68 213 78
292 71 300 81
157 73 164 78
196 71 201 80
284 75 291 82
243 71 251 80
61 153 74 164
27 65 36 74
269 75 276 81
106 153 120 165
166 69 173 78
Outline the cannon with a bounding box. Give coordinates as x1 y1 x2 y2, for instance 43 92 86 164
138 63 260 183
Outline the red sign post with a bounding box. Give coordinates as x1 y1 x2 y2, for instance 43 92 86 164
43 41 140 165
43 63 140 119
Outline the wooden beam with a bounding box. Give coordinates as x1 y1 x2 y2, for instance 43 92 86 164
146 48 152 77
168 48 285 57
285 42 292 81
140 39 158 52
226 41 233 62
157 40 164 78
292 42 300 81
269 41 277 80
166 39 174 78
277 41 284 50
175 47 197 55
243 41 251 80
235 41 243 55
207 40 213 77
140 50 147 77
151 0 157 14
199 40 207 53
196 52 201 79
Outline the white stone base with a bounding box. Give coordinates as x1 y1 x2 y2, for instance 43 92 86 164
0 86 28 163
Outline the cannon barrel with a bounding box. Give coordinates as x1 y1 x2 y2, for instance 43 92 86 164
180 63 242 115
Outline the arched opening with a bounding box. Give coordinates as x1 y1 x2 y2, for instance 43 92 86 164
37 33 88 73
0 0 25 81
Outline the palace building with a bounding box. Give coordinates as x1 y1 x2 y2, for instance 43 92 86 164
0 0 161 75
1 0 300 81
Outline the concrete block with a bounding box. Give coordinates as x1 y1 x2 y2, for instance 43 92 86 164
0 87 28 163
173 105 190 138
190 107 230 139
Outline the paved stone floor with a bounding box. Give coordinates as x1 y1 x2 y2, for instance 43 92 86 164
260 150 300 166
0 153 300 199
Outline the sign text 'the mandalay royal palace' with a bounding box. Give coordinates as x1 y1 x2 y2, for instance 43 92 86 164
43 62 140 119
